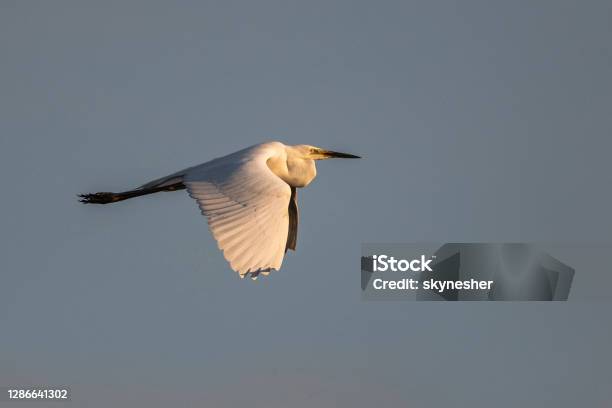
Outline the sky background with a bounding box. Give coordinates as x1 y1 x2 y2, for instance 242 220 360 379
1 1 612 407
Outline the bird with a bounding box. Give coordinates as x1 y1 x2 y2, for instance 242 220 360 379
79 141 360 279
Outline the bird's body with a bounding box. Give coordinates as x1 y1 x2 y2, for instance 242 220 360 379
80 141 359 279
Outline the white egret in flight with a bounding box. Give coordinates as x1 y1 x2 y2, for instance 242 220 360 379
79 141 360 279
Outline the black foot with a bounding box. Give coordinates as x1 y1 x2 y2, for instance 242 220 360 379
78 192 117 204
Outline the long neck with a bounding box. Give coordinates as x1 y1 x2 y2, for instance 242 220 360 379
267 148 317 188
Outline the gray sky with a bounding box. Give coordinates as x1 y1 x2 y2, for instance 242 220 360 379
1 1 611 407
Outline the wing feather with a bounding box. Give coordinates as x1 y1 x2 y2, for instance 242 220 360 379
286 187 298 252
183 144 292 277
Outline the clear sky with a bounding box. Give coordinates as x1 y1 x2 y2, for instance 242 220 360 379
1 1 611 407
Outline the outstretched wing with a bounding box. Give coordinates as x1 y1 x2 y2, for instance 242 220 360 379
183 145 292 278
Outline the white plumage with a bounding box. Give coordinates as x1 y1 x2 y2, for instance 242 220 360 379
184 144 292 277
80 141 360 279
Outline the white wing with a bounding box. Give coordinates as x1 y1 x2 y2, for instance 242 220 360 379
182 144 291 278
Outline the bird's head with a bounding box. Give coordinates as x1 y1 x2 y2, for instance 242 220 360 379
293 145 361 160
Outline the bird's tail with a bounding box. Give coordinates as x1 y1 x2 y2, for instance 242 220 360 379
78 182 185 204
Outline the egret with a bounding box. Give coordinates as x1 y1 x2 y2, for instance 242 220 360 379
79 141 360 279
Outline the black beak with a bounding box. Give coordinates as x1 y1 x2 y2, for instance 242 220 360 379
323 150 361 159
